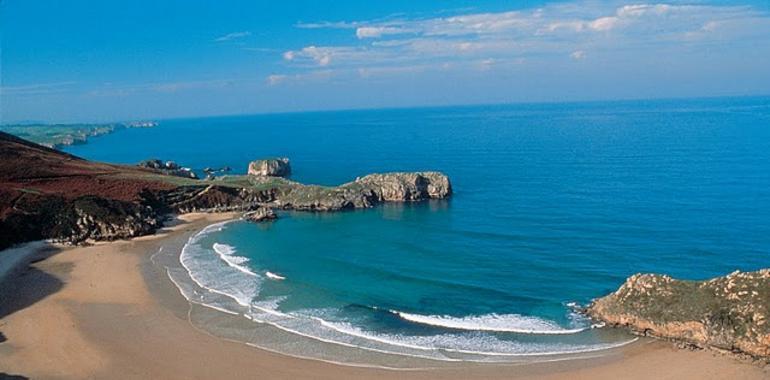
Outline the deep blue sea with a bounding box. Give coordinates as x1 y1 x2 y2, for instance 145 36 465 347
66 97 770 364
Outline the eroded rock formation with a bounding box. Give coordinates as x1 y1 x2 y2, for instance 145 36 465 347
243 207 277 223
587 270 770 359
272 172 452 211
248 158 291 177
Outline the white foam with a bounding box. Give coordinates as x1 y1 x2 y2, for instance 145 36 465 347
266 271 286 280
309 317 634 357
173 221 637 363
392 311 588 334
212 243 258 276
179 224 262 308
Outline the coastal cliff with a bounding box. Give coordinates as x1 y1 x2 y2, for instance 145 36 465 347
0 132 451 249
266 171 452 211
588 270 770 359
248 157 291 177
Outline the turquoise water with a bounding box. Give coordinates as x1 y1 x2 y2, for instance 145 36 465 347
67 97 770 362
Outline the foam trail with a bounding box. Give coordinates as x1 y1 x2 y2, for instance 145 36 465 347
213 243 258 276
173 221 637 363
311 317 635 357
392 311 588 334
179 224 262 308
266 271 286 280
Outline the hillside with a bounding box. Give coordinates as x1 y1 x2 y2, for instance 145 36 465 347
0 132 451 250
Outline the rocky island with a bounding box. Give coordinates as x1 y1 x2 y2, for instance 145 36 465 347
588 270 770 360
0 131 451 249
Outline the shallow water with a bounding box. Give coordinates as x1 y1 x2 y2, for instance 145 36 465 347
67 97 770 363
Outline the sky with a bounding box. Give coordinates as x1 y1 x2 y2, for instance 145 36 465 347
1 0 770 123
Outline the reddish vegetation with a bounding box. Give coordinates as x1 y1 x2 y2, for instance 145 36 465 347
0 131 175 218
0 132 186 248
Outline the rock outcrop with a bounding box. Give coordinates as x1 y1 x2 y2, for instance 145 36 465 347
158 185 277 213
248 158 291 177
139 159 198 179
0 194 162 246
243 207 277 223
272 172 452 211
587 270 770 359
355 172 452 201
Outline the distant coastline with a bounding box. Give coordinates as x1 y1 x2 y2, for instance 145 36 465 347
0 121 157 149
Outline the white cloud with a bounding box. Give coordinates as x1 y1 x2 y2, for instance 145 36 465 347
272 2 770 78
589 16 619 31
292 46 333 66
356 26 404 39
478 58 496 71
0 81 77 96
266 74 288 86
215 31 251 42
570 50 586 60
617 4 674 17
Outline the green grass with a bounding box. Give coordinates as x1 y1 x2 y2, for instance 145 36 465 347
0 123 125 148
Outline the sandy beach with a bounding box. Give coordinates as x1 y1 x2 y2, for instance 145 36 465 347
1 213 767 380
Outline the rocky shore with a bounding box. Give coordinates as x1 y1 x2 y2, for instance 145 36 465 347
588 270 770 360
0 131 451 249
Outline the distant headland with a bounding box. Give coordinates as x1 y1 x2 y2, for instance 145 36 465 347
0 121 158 149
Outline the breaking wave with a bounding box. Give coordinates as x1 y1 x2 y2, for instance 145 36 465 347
170 221 636 364
391 311 588 334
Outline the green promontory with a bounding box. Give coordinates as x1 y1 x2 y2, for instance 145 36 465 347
588 270 770 359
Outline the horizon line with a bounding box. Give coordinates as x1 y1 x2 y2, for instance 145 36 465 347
2 92 769 126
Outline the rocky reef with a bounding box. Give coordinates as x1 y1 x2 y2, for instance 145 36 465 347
588 270 770 359
138 159 198 179
248 157 291 177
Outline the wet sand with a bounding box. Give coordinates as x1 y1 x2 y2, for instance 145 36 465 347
0 213 767 379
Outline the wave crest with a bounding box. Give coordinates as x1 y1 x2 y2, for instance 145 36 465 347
213 243 258 277
392 311 588 334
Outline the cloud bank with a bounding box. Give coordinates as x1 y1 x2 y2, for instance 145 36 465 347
272 2 770 83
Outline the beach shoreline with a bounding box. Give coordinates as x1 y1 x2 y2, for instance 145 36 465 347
1 213 767 379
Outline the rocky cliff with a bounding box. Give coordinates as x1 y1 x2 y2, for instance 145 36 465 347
248 158 291 177
270 172 452 211
587 270 770 359
0 132 452 249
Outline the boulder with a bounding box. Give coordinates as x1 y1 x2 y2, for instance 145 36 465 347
138 159 198 179
138 159 164 169
248 158 291 177
243 207 277 222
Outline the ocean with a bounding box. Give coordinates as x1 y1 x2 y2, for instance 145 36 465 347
65 96 770 366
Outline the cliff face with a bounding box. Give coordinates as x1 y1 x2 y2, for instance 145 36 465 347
272 172 452 211
588 270 770 359
355 172 452 201
247 158 291 177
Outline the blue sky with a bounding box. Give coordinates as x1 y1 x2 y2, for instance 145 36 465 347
1 0 770 123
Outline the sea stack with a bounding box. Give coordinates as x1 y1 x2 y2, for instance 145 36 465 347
248 158 291 177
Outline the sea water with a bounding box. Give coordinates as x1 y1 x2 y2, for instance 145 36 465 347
66 97 770 364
